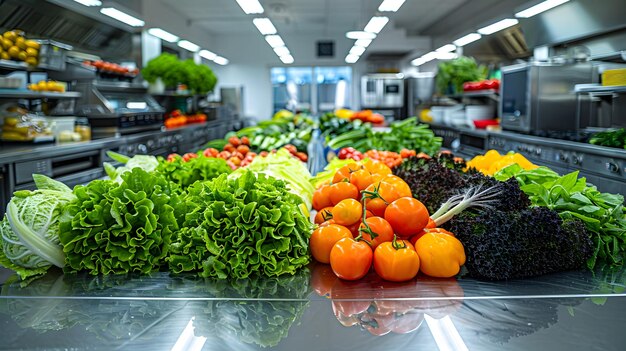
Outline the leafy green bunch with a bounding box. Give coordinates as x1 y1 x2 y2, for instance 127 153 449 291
168 171 313 279
60 168 181 275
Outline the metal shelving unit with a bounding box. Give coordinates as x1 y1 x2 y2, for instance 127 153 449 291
0 90 81 99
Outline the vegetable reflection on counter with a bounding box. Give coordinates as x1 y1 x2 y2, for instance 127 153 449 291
0 268 311 348
311 264 464 336
192 268 311 348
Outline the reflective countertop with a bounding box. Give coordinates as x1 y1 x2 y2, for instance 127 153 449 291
0 263 625 351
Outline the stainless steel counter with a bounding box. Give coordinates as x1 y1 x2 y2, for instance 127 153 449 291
0 263 625 350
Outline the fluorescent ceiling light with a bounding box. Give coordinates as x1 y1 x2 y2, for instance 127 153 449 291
364 16 389 34
253 18 277 35
199 49 217 60
73 0 101 6
477 18 519 35
100 7 145 27
273 46 290 57
235 0 264 14
345 54 359 64
214 56 229 65
515 0 569 18
411 51 458 66
349 46 366 56
434 52 458 60
280 55 294 64
378 0 406 12
436 44 456 52
147 28 179 43
354 39 372 47
177 40 200 52
346 31 376 40
453 33 481 46
265 35 285 48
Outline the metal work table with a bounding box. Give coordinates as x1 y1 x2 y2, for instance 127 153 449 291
0 263 625 350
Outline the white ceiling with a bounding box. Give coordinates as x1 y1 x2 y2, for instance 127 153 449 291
157 0 471 37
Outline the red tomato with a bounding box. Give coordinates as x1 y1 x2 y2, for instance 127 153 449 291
373 239 420 282
228 136 241 146
166 153 179 162
310 224 353 264
359 216 394 249
331 198 362 226
330 238 373 280
182 153 198 162
384 197 429 237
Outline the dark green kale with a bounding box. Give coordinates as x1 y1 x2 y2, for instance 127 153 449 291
445 207 593 280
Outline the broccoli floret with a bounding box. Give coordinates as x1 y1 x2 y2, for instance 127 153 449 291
445 207 593 280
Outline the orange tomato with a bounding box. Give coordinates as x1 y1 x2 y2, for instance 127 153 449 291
359 216 394 249
414 232 466 278
381 175 412 198
331 199 362 226
310 224 353 264
384 197 429 238
361 159 392 176
373 239 420 282
314 207 334 224
330 238 373 280
349 169 373 191
312 184 333 211
332 163 361 183
363 181 401 217
329 181 359 205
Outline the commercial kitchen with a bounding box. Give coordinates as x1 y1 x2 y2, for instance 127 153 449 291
0 0 625 350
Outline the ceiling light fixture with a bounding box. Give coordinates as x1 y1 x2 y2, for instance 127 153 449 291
213 56 229 65
177 40 200 52
354 39 373 47
364 16 389 34
345 54 359 64
199 49 217 60
346 31 376 40
515 0 570 18
265 35 285 48
273 46 290 57
349 46 366 56
147 28 179 43
72 0 102 6
100 7 145 27
280 55 294 64
453 33 482 46
477 18 519 35
436 44 456 52
411 51 458 66
252 18 277 35
234 0 264 14
378 0 406 12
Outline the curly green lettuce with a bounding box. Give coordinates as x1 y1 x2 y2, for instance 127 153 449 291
167 171 313 279
59 168 180 275
156 154 232 190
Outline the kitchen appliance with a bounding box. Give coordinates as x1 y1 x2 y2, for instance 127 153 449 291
361 74 404 118
500 62 593 133
75 81 165 138
220 87 244 118
404 73 435 117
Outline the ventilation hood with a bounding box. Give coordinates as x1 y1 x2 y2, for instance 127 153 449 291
0 0 133 60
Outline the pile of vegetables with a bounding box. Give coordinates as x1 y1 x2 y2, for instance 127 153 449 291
227 113 314 154
589 128 626 149
319 112 365 141
327 117 442 155
393 154 597 280
495 165 626 269
310 159 468 282
141 53 217 94
435 56 487 95
466 149 538 176
0 147 314 282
